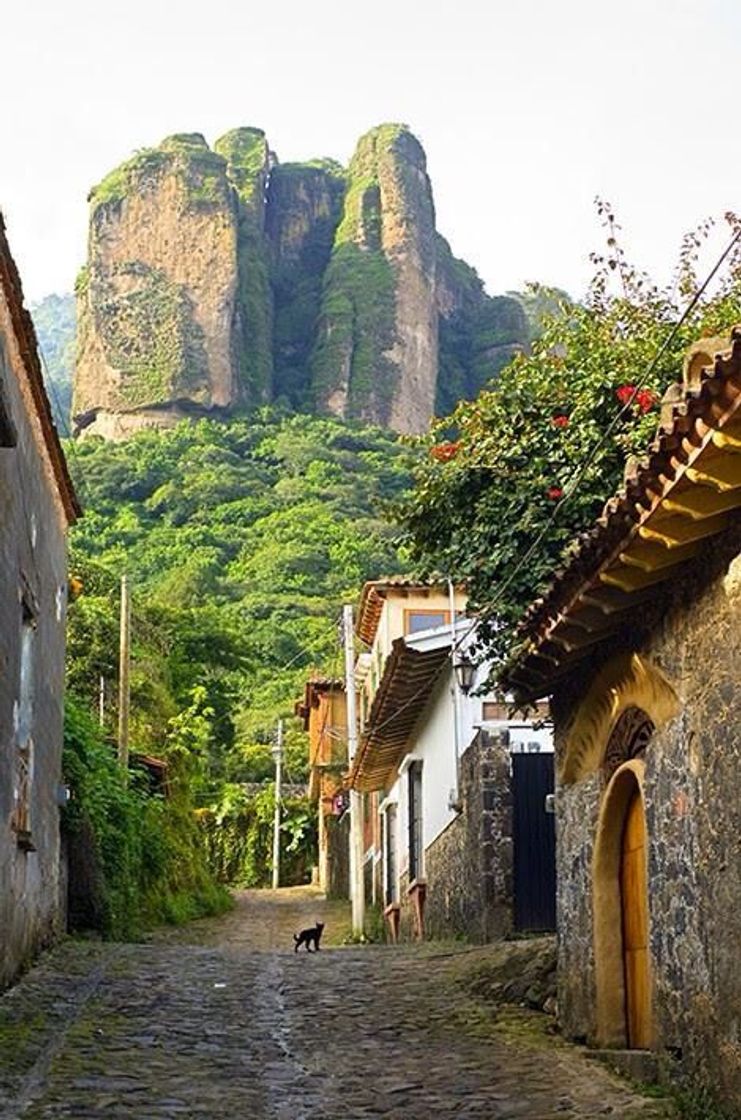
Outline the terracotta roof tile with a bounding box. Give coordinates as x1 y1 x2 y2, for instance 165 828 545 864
502 329 741 701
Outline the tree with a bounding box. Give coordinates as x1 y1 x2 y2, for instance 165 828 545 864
397 207 741 670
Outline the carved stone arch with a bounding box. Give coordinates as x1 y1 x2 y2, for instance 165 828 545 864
560 653 679 785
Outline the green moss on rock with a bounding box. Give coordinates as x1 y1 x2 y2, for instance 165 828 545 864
214 127 273 404
436 234 529 414
268 162 346 408
94 261 208 408
89 148 169 210
311 123 437 424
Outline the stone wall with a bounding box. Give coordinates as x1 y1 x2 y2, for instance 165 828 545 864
399 730 515 942
0 304 70 989
554 526 741 1110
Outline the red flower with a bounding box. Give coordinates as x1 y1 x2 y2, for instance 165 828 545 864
430 440 461 462
635 388 657 413
551 414 569 429
616 384 636 406
616 384 657 414
547 486 563 500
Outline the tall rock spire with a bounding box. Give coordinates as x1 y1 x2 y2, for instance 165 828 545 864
72 124 529 439
311 124 438 433
73 134 242 438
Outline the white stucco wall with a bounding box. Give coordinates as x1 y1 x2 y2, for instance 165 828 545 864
386 662 484 885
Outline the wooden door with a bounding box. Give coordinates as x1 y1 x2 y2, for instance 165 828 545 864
620 789 651 1048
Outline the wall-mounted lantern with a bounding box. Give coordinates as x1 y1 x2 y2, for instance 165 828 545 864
453 653 476 695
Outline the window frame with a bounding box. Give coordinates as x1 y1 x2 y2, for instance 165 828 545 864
403 608 451 636
407 761 424 883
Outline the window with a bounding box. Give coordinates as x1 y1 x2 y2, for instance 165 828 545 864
12 602 36 851
404 609 449 635
384 805 398 906
17 607 35 746
408 762 423 882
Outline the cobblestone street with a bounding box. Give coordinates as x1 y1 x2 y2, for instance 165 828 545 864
0 889 674 1119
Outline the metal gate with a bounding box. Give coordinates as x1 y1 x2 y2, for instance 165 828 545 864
512 753 556 932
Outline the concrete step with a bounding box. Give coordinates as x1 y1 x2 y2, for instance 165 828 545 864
587 1048 659 1085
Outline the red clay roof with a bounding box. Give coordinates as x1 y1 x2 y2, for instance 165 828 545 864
502 329 741 702
356 578 464 646
0 214 80 522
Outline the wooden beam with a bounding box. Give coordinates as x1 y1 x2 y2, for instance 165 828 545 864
618 539 699 572
579 584 658 614
548 619 626 653
639 510 729 547
712 428 741 451
600 563 679 593
686 456 741 491
662 485 741 519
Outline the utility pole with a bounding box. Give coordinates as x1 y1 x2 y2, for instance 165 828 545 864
272 719 284 890
448 579 462 811
117 575 131 769
343 604 365 935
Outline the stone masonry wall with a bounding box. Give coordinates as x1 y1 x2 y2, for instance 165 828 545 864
0 305 70 989
554 527 741 1110
399 730 514 943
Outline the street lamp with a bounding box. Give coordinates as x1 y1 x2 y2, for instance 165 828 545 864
453 653 476 695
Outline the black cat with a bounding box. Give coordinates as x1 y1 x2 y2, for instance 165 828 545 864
293 921 325 952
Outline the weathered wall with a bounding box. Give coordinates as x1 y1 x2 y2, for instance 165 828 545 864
554 527 741 1109
398 730 515 942
0 298 69 989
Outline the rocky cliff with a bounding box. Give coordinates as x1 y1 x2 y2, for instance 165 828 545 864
74 124 528 438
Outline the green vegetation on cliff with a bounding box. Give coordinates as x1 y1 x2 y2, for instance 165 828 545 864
76 122 531 430
268 162 346 409
216 129 274 403
311 125 432 422
435 235 530 415
95 264 209 407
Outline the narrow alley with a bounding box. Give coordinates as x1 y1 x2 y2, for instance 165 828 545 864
0 889 673 1120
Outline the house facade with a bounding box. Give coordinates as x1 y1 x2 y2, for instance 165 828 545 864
0 215 80 988
349 579 555 943
297 678 349 898
503 333 741 1111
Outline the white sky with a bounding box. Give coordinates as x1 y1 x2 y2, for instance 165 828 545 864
2 0 740 303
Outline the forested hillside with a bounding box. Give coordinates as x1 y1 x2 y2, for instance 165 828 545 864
30 293 75 429
67 410 413 792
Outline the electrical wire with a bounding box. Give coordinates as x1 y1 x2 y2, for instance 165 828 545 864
447 224 741 653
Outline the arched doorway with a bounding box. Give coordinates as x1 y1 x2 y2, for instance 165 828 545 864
593 753 653 1049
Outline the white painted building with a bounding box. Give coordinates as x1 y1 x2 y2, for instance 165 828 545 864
349 580 555 942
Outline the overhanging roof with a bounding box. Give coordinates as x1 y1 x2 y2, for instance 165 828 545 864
349 637 449 793
356 578 465 647
295 677 344 731
0 213 80 522
502 330 741 703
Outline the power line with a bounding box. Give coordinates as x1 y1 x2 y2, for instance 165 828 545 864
450 224 741 652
